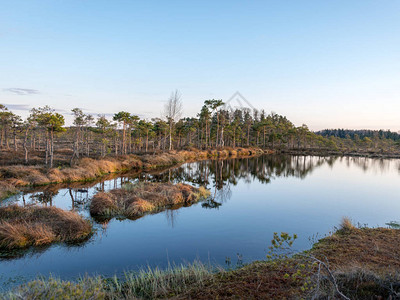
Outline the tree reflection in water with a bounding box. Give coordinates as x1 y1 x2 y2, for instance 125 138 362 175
2 154 399 260
8 154 400 214
146 155 342 208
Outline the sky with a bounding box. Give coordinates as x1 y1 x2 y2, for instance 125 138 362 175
0 0 399 131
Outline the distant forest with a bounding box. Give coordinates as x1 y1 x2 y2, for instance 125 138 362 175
317 129 400 141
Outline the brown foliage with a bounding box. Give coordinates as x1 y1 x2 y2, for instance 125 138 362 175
339 216 355 232
90 182 210 219
0 148 263 199
311 227 400 271
0 205 92 249
89 192 118 216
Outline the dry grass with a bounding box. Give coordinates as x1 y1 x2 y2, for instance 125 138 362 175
179 223 400 299
0 155 143 188
178 259 311 300
311 226 400 272
305 226 400 299
0 182 18 200
2 261 216 300
339 216 355 231
0 148 263 193
89 192 119 216
0 205 92 250
90 182 210 219
3 218 400 299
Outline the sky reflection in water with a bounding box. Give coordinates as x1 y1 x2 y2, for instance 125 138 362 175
1 155 399 288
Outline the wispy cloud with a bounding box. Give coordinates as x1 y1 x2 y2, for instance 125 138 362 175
0 104 67 114
3 88 40 95
3 104 31 111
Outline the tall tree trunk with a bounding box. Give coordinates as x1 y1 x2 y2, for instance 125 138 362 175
50 130 54 168
146 131 149 152
220 126 224 147
122 123 126 155
129 127 132 154
24 128 29 164
263 127 266 148
5 127 9 149
0 127 4 149
216 113 219 147
247 125 250 146
13 129 17 151
205 122 208 149
114 134 118 155
233 128 236 148
86 129 90 156
169 122 173 151
45 131 49 166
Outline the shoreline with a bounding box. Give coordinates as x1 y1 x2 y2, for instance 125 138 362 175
279 148 400 159
2 147 400 201
2 223 398 299
0 147 266 201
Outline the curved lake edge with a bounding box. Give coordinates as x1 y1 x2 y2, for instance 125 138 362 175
0 158 397 298
2 224 398 299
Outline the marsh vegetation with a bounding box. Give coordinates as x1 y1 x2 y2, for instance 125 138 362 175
0 148 263 200
90 182 210 220
0 205 92 250
3 221 400 299
0 154 399 298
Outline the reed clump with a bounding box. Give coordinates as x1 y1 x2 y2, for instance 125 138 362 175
2 261 216 300
339 216 355 232
0 205 92 250
90 182 210 219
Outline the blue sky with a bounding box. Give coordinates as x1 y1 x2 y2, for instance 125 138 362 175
1 0 399 130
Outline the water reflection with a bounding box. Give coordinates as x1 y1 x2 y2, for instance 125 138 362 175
4 155 400 212
0 154 399 283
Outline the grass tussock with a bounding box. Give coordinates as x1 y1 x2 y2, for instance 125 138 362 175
339 216 355 232
90 182 210 219
0 205 92 250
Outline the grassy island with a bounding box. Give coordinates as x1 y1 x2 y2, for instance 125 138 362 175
90 182 210 220
0 205 92 250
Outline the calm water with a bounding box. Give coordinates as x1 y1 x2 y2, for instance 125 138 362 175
1 155 400 288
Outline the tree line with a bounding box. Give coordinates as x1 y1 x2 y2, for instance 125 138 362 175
1 92 399 167
317 129 400 141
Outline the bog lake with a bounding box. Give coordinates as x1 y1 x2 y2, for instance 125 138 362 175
1 154 399 288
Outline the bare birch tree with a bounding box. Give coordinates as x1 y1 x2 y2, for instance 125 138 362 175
164 90 183 150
